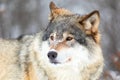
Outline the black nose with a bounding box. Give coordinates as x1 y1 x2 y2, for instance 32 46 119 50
47 51 57 60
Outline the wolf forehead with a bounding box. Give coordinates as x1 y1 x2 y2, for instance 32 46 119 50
47 14 84 33
42 14 87 44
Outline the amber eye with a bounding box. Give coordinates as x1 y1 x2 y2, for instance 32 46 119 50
66 37 73 41
50 36 54 40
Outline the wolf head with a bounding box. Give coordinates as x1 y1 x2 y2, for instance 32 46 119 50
41 2 101 65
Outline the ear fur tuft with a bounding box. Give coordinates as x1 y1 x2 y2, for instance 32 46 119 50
49 1 58 11
49 2 72 21
80 10 100 44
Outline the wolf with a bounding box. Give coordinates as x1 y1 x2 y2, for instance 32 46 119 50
0 2 104 80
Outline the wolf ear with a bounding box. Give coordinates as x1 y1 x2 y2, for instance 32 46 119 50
49 1 72 21
49 1 58 11
80 10 100 33
80 10 100 43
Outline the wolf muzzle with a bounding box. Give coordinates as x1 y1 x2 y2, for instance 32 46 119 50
47 51 60 64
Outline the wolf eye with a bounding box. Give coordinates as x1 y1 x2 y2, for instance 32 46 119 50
66 37 73 41
50 36 54 40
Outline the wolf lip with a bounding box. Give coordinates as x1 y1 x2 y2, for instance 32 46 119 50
50 60 60 64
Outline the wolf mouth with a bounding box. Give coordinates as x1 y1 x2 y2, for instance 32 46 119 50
49 57 72 64
50 60 61 64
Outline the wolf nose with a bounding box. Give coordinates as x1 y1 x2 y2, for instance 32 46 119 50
47 51 57 60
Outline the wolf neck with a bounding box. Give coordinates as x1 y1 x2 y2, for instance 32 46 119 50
46 65 82 80
19 33 48 80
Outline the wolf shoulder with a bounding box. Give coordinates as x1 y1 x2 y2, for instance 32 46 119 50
0 34 34 64
0 32 42 62
0 38 20 56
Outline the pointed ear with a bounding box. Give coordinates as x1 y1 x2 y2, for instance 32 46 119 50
81 10 100 33
49 1 59 12
49 1 72 21
80 10 100 43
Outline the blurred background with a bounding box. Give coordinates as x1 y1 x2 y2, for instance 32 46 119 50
0 0 120 79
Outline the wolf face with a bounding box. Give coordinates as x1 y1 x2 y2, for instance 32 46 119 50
41 2 101 66
42 16 88 64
